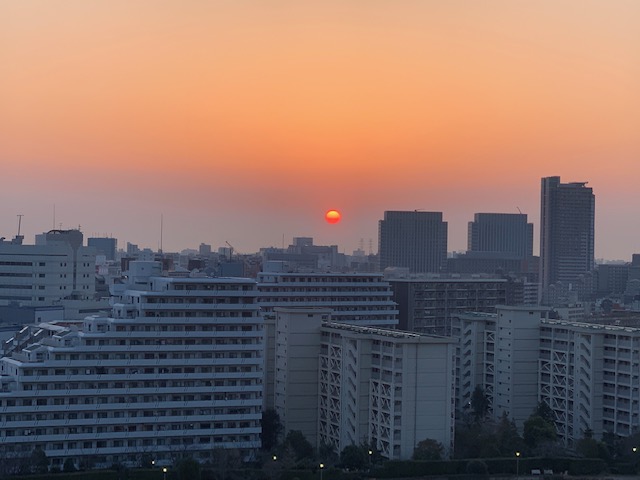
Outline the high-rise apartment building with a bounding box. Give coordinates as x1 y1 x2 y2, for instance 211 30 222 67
258 269 399 408
272 307 455 460
468 213 533 259
379 211 447 273
540 176 595 304
0 262 264 469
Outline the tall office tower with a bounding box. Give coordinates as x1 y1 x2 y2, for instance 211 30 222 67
0 262 263 469
379 211 447 273
468 213 533 259
540 177 595 305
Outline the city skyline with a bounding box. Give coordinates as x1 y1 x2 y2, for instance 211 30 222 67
2 1 639 259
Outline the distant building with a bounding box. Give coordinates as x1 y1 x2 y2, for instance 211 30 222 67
273 307 455 460
540 176 595 304
0 230 96 308
468 213 533 259
87 237 117 261
388 276 513 335
379 211 447 274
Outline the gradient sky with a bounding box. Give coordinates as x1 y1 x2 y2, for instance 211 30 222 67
1 1 639 259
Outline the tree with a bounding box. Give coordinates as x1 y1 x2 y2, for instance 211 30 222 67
283 430 314 461
534 401 555 424
261 409 283 451
412 438 444 461
340 445 368 470
523 415 556 448
470 386 489 422
495 412 524 456
30 447 49 474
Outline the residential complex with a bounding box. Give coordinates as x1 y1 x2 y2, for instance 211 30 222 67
273 307 455 460
0 262 264 468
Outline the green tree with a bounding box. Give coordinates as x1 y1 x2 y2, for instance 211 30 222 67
470 385 489 422
412 438 444 461
261 408 283 451
340 445 368 470
30 447 49 474
534 401 555 423
495 412 524 456
523 415 556 448
283 430 314 461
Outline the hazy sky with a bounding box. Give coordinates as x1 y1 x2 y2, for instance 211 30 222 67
1 1 639 259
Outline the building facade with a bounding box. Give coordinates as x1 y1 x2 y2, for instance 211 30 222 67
0 263 264 469
0 230 96 308
379 211 447 274
389 277 511 336
272 307 455 460
540 177 595 305
467 213 533 259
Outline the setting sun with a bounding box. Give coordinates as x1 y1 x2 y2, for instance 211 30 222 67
325 210 341 224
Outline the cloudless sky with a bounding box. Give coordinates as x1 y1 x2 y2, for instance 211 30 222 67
1 1 639 259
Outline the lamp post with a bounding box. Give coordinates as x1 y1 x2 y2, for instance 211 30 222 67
368 449 373 465
319 463 324 480
162 467 167 480
515 451 521 478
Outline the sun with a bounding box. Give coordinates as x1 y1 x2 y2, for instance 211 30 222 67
325 209 341 224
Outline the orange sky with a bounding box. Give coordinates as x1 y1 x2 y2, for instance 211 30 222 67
1 1 639 258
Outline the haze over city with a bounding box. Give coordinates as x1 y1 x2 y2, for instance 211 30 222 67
1 1 639 258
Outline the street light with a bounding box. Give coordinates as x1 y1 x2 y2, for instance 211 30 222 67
162 467 167 480
515 451 521 478
272 455 277 462
319 463 324 480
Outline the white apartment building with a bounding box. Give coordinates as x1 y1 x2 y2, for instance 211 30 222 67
452 306 550 431
539 317 640 446
0 262 263 469
0 230 96 307
273 307 455 460
257 271 398 328
259 270 398 409
450 312 496 413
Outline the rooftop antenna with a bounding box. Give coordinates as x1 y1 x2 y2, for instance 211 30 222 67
516 207 523 214
52 204 56 230
159 214 164 254
16 214 23 237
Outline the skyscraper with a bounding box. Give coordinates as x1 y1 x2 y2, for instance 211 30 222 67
540 176 595 304
378 211 447 273
468 213 533 259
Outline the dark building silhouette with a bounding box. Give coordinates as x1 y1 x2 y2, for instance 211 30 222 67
468 213 533 259
540 176 595 304
378 211 447 273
